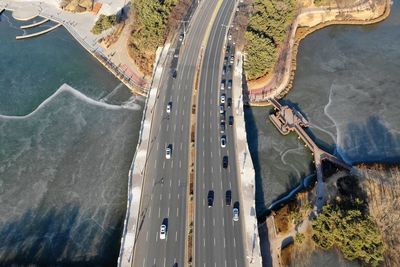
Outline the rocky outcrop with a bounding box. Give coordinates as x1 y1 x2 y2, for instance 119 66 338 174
61 0 93 13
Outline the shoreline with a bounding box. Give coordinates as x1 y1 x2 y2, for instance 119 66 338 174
246 0 391 105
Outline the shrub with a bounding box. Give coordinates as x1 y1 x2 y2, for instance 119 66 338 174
312 205 385 267
91 14 117 35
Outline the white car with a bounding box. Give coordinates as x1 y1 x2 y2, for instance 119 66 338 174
230 55 234 64
220 136 226 148
219 104 224 114
228 34 232 41
165 146 171 159
166 102 171 114
220 94 226 104
220 82 225 91
233 208 239 222
160 224 167 240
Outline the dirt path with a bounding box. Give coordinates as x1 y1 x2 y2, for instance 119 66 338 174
104 7 149 89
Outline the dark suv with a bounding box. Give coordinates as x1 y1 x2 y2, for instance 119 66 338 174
208 190 214 208
222 156 228 169
227 98 232 108
220 121 225 134
229 116 234 126
225 190 232 206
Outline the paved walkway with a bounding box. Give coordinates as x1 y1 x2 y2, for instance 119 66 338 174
232 51 262 266
105 6 149 88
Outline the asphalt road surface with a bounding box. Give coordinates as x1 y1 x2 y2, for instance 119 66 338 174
194 0 246 266
131 1 221 266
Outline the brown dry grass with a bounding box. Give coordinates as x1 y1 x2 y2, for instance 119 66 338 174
274 205 292 234
358 164 400 267
281 242 294 266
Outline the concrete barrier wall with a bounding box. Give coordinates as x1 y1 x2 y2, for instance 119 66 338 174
232 52 263 266
117 43 171 267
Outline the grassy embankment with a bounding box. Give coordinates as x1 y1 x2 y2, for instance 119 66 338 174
244 0 296 80
128 0 191 76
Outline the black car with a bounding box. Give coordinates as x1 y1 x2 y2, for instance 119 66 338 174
227 98 232 108
222 156 228 168
220 121 225 133
227 65 232 74
208 190 214 208
226 45 231 53
222 66 226 76
172 69 177 79
224 56 228 64
225 190 232 206
229 116 234 126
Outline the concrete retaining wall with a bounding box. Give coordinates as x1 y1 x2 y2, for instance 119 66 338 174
117 43 171 267
232 52 262 266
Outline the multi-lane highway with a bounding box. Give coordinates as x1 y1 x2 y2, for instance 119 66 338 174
131 0 222 266
194 0 246 266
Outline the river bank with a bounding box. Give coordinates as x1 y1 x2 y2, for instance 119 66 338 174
247 0 391 105
266 162 399 267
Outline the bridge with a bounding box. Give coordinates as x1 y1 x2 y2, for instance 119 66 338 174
268 97 351 210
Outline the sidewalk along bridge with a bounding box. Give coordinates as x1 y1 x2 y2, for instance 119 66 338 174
268 97 351 210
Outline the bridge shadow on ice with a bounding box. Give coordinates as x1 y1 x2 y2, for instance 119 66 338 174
0 203 122 267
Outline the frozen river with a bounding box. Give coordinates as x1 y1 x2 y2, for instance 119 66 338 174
246 1 400 266
0 12 143 266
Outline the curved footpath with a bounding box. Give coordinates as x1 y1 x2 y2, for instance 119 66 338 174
247 0 391 105
233 52 263 266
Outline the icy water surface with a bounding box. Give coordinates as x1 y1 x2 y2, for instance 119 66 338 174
249 0 400 214
247 1 400 265
0 12 143 266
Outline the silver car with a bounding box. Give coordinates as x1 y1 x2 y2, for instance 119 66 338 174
233 208 239 222
165 146 172 159
219 104 225 114
220 94 226 104
160 224 167 239
220 136 226 148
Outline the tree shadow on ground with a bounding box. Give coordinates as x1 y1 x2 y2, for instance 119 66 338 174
340 116 400 165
